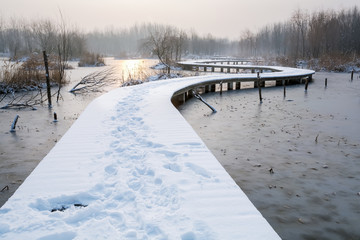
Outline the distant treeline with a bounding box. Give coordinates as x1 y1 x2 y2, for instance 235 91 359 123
0 18 86 59
0 6 359 67
86 23 239 58
0 19 238 60
239 7 360 65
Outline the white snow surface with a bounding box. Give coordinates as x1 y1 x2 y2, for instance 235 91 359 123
0 65 314 239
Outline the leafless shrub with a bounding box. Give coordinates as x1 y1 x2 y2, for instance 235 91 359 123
78 52 105 67
0 53 68 94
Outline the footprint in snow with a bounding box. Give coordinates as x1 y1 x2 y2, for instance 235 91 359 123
185 162 211 178
37 231 77 240
163 163 182 172
156 150 181 158
104 164 117 175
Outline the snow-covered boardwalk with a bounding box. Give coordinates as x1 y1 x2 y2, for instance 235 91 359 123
0 65 313 239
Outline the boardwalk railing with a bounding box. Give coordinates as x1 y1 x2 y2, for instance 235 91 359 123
173 60 315 105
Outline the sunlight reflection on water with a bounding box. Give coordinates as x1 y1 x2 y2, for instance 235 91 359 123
105 58 157 84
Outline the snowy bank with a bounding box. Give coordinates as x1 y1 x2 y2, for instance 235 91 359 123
0 65 313 239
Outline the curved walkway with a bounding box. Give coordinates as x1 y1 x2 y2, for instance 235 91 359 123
0 62 314 239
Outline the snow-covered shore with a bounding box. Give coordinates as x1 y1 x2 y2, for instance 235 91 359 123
0 66 313 239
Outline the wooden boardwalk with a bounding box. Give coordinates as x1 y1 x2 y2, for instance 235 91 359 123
0 62 314 239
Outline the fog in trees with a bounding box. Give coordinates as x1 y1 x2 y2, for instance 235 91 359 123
238 7 360 69
0 6 359 71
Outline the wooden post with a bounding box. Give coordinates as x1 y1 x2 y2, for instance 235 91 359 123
257 72 263 102
10 115 19 132
325 78 328 87
42 51 52 108
283 80 286 98
187 90 193 99
53 112 58 122
305 78 309 91
351 70 354 81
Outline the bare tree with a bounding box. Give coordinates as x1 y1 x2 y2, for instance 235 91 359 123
174 30 187 61
31 19 57 54
144 25 176 74
0 16 5 53
6 18 24 59
239 29 256 57
291 9 309 59
55 10 71 102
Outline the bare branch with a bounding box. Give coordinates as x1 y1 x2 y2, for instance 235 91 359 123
70 67 117 93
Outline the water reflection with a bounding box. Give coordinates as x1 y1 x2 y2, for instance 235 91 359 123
106 58 158 84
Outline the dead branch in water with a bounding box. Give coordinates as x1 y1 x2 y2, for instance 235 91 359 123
0 90 42 110
70 67 117 93
315 134 319 143
0 92 8 103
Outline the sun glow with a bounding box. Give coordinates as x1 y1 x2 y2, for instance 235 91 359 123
119 59 148 83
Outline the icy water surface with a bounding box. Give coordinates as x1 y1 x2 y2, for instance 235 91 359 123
180 72 360 240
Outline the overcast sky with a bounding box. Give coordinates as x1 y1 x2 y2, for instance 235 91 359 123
1 0 359 39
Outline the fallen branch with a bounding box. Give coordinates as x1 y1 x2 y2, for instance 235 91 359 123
192 90 217 113
1 185 9 192
70 67 117 93
0 90 42 110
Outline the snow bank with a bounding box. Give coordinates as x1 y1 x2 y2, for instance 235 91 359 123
0 65 313 239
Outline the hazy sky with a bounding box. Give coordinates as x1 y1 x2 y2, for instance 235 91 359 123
1 0 359 39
